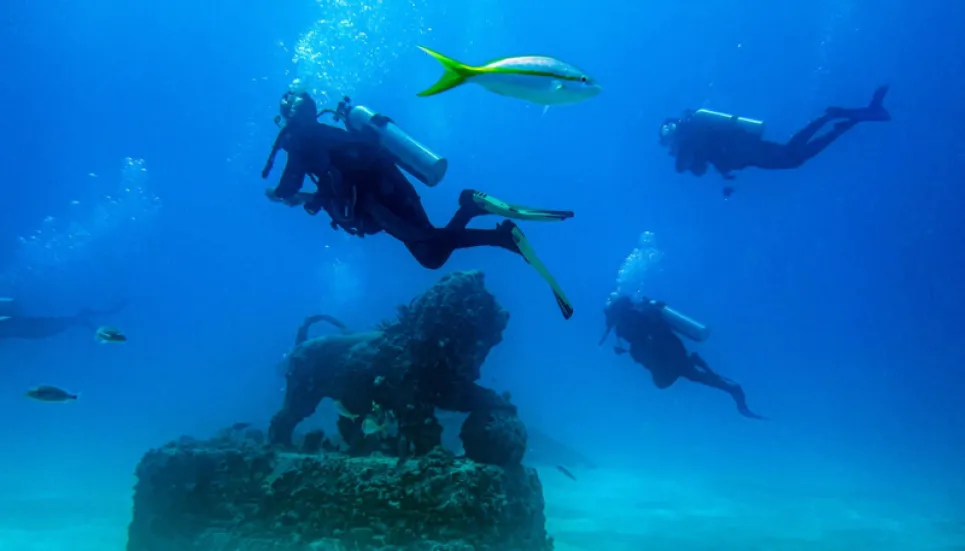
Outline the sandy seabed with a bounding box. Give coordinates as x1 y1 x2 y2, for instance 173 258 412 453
1 467 962 551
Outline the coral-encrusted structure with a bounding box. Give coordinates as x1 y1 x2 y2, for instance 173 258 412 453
269 270 524 466
126 272 555 551
126 435 553 551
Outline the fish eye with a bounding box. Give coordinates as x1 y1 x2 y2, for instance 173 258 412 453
580 76 588 83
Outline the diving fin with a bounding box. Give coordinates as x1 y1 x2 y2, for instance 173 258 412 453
826 85 891 122
467 190 573 222
502 221 574 320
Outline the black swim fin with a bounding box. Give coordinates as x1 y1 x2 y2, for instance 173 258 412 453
500 221 574 320
462 190 573 222
826 85 891 122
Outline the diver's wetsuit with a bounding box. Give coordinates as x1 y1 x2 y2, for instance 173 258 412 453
268 116 523 270
0 300 127 341
665 86 891 184
601 296 764 420
262 92 576 319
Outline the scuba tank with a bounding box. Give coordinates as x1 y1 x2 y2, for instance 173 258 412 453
647 299 711 342
333 97 448 187
692 108 765 137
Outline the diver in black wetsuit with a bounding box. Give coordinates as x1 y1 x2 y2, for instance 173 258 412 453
0 299 126 341
659 86 891 197
599 295 764 419
260 89 576 319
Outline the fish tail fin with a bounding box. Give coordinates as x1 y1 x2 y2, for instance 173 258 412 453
416 46 476 97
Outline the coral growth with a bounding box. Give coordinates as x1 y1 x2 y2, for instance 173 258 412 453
126 433 553 551
125 272 555 551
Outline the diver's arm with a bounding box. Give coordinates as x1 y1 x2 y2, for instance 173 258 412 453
273 154 313 200
598 325 613 345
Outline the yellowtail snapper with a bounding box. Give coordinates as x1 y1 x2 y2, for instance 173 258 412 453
416 46 601 107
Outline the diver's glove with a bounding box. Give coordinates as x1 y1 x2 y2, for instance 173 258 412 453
264 188 305 207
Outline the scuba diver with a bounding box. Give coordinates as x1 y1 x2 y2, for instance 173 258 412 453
659 85 891 197
260 87 576 319
0 298 127 341
600 295 764 420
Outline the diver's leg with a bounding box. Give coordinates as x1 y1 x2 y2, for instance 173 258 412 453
787 113 836 148
408 221 574 319
794 120 858 164
404 226 518 270
761 117 857 169
683 353 765 419
650 368 679 389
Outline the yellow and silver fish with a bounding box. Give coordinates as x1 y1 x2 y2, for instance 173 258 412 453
361 415 388 437
416 46 601 106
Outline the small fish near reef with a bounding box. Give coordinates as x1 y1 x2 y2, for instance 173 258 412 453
26 385 78 402
95 325 127 343
416 46 602 107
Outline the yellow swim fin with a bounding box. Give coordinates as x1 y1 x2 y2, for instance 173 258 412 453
504 221 574 320
416 46 480 97
470 191 573 222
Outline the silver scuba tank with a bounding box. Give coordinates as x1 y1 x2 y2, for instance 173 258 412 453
693 108 765 137
647 299 711 342
336 97 448 187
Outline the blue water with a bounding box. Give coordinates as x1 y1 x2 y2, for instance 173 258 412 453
1 1 963 549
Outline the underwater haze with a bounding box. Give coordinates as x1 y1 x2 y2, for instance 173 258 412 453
1 0 964 550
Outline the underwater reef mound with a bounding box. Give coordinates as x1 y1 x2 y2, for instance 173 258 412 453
126 271 553 551
126 434 553 551
269 270 525 467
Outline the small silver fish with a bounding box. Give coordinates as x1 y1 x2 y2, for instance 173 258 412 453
26 385 78 402
334 400 358 421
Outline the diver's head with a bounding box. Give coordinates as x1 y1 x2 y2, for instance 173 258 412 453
658 118 679 147
278 90 318 127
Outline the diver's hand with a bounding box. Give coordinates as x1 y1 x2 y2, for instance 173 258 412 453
265 188 305 207
264 188 284 203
